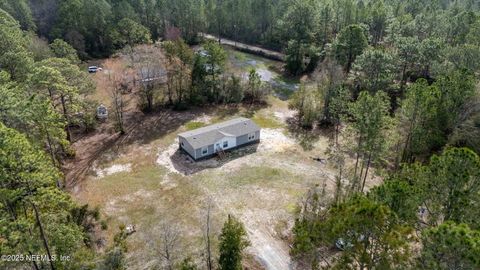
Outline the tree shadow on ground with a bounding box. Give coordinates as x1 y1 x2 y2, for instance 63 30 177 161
215 105 240 120
214 102 269 121
120 109 197 146
65 102 268 188
286 116 334 151
65 108 201 188
117 101 269 148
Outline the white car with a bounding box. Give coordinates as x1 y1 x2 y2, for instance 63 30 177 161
88 66 102 73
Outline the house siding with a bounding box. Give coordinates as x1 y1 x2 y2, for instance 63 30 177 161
236 134 249 145
237 130 260 146
208 144 214 153
183 128 261 161
215 136 236 152
179 137 196 159
195 144 215 159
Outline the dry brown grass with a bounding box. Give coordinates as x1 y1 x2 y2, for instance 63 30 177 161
69 46 383 269
71 95 340 269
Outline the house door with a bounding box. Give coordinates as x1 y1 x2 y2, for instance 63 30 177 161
216 143 221 152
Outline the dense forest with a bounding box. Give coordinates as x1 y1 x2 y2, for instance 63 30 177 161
1 0 480 269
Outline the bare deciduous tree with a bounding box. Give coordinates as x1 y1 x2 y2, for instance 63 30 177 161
162 40 194 107
159 222 180 270
203 199 214 270
102 59 134 134
133 45 167 112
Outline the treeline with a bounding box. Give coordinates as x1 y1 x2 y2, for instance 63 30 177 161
290 71 480 267
0 7 263 268
283 1 480 269
2 0 275 58
279 0 480 75
0 8 110 269
5 0 479 63
104 39 269 133
287 0 480 157
292 147 480 269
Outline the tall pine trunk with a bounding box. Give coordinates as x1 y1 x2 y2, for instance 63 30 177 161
361 153 372 192
32 202 55 270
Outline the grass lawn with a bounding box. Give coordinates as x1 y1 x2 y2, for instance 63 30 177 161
251 112 283 129
184 121 208 130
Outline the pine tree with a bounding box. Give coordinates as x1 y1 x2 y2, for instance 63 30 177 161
218 215 250 270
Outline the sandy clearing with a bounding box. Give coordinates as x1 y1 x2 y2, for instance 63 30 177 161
274 110 295 124
155 141 181 175
104 189 154 216
193 114 213 123
257 129 295 152
247 227 292 270
155 128 297 175
94 163 132 178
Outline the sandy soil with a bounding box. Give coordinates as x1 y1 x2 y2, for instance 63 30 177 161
246 225 292 270
155 128 296 175
69 48 383 270
94 163 132 178
193 114 213 123
152 128 298 269
74 105 339 270
152 124 338 270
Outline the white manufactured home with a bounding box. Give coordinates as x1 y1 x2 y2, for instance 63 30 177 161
178 117 261 160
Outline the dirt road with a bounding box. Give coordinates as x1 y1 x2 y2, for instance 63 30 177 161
247 226 292 270
201 33 285 61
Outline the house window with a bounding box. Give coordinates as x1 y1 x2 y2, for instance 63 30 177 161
181 141 185 147
248 133 255 141
223 141 228 148
202 147 208 155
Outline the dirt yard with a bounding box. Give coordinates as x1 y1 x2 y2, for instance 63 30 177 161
69 100 360 269
68 53 381 270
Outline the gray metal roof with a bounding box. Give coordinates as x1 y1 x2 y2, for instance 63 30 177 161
178 117 260 149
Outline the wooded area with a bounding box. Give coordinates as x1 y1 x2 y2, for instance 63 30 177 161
1 0 480 269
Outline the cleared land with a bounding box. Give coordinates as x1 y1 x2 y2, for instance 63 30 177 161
68 49 380 270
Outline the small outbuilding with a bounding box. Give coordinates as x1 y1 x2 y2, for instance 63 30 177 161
96 104 108 120
178 117 260 161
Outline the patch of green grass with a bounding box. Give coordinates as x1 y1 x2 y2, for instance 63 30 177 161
197 165 292 190
185 121 207 130
274 74 300 85
286 202 299 213
251 113 282 128
226 166 291 187
232 50 247 61
273 86 295 100
226 46 281 73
